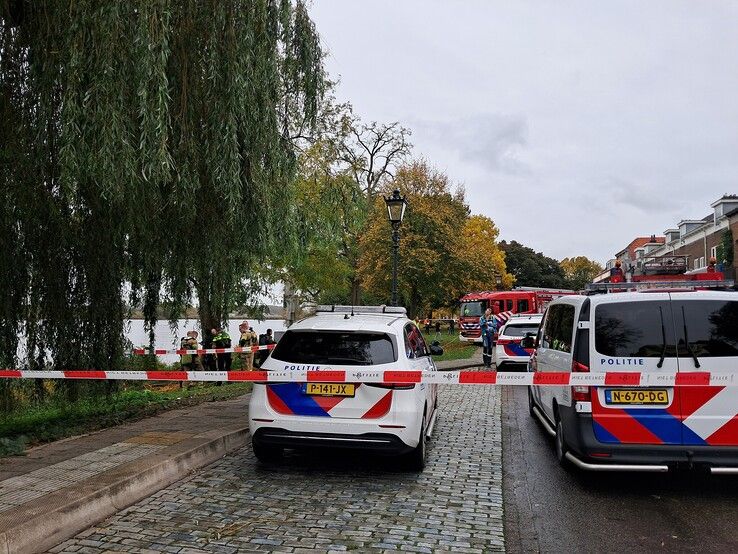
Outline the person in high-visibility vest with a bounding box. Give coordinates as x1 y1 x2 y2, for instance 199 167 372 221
212 326 232 371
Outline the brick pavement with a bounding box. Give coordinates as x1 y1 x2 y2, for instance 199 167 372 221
51 385 504 553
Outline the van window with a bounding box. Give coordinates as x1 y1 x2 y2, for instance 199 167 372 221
673 300 738 358
506 299 514 311
595 301 677 358
541 304 575 353
271 330 397 365
517 299 530 313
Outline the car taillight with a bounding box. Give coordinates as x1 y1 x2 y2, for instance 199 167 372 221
571 359 590 402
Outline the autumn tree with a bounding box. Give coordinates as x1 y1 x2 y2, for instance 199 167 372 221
333 118 412 304
560 256 604 290
278 140 364 304
499 241 569 288
456 216 514 295
358 161 511 318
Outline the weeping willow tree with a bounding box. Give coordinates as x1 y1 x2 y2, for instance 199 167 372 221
0 0 324 408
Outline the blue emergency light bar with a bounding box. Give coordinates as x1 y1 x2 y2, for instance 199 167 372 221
315 305 407 315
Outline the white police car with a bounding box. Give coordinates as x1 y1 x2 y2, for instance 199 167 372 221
249 306 441 470
494 314 542 370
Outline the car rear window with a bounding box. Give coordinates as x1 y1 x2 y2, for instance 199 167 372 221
502 323 539 337
270 330 397 365
673 300 738 358
595 301 677 358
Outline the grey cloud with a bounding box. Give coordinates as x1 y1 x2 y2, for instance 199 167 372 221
606 177 682 213
413 114 530 175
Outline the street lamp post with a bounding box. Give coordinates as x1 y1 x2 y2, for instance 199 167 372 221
384 188 408 306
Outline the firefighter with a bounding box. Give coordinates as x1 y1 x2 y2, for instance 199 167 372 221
180 330 203 371
212 326 232 371
238 321 258 370
610 260 625 282
707 256 717 273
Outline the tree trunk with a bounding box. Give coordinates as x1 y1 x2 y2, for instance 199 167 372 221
195 275 222 345
350 276 361 306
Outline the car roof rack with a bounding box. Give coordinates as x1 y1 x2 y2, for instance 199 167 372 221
585 279 735 294
315 305 407 315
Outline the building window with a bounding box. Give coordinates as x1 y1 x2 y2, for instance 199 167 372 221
694 259 700 270
700 256 705 268
711 246 718 259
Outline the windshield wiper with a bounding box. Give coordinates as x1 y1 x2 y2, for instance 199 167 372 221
657 306 667 369
681 305 701 369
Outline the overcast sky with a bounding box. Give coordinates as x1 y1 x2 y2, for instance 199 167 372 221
309 0 738 263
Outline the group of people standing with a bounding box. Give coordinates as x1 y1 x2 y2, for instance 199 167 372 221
419 317 457 337
179 322 276 372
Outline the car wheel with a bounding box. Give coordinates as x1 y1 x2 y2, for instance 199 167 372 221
554 418 570 468
528 387 536 418
406 414 427 471
253 442 282 463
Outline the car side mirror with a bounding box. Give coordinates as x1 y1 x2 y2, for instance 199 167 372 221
520 334 536 349
429 340 444 356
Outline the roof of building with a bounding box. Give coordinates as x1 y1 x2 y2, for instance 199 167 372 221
710 194 738 208
615 236 666 259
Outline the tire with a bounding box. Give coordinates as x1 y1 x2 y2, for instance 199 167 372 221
528 387 536 418
253 442 282 463
554 417 570 468
406 413 427 472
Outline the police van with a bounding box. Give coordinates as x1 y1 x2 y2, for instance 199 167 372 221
527 267 738 473
249 305 441 470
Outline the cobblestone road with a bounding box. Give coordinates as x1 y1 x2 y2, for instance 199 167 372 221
52 386 503 553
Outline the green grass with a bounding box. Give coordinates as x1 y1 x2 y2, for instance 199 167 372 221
0 382 251 457
429 333 478 362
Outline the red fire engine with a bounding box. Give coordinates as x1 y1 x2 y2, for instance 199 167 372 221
458 287 575 343
599 255 726 287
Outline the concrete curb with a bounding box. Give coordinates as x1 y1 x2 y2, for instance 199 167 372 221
436 359 484 371
0 426 249 554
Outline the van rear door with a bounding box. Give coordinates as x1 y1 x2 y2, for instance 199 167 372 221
670 293 738 446
590 295 681 445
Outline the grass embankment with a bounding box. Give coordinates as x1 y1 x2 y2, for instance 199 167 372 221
0 382 251 457
429 333 478 362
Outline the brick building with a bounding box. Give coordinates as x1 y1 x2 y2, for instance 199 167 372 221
620 195 738 280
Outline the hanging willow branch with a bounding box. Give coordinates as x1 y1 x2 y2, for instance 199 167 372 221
0 0 325 407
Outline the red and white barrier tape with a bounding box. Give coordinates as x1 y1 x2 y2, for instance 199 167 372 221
0 369 736 386
132 344 276 356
